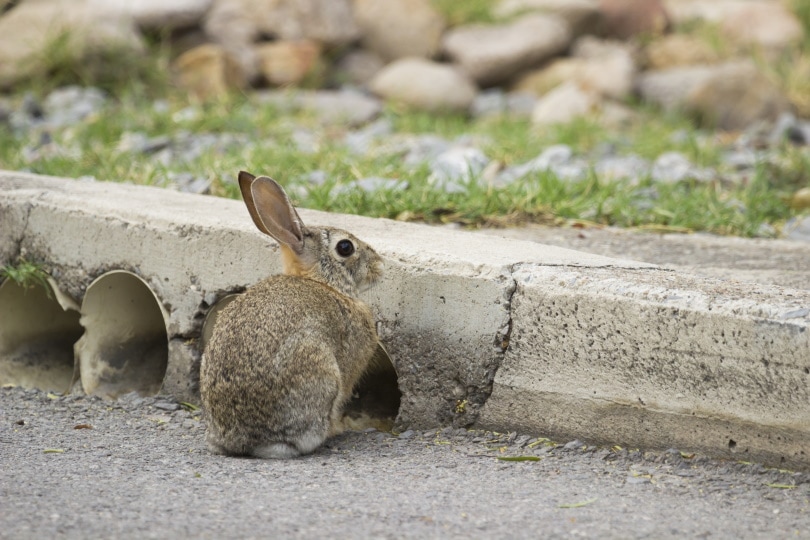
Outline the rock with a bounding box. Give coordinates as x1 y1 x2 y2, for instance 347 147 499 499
720 2 804 54
369 58 477 112
255 89 382 127
497 144 589 184
493 0 601 36
42 86 108 128
635 64 715 111
516 36 634 101
428 147 490 193
344 118 394 154
0 0 144 88
470 89 536 118
255 39 321 86
650 151 713 183
353 0 446 61
570 36 635 100
513 58 582 96
332 177 409 196
644 34 720 69
442 14 572 86
594 154 649 183
686 61 791 131
531 81 600 126
333 49 385 86
597 0 669 39
173 44 247 100
206 0 358 45
204 0 359 80
784 216 810 242
104 0 212 31
790 188 810 210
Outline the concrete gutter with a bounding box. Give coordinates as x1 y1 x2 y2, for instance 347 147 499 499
1 171 808 469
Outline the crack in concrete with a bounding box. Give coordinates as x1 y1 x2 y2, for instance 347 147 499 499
464 265 519 426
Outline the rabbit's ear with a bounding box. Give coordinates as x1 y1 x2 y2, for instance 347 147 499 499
239 172 305 253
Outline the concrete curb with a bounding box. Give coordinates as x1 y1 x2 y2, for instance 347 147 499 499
1 171 808 469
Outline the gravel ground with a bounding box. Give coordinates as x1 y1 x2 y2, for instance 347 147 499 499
2 387 809 539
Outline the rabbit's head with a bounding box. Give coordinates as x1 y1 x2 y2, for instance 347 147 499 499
238 171 383 298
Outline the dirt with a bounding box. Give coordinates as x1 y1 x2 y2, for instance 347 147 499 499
2 387 809 539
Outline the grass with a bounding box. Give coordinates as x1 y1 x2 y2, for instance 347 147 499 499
0 259 51 294
0 85 803 237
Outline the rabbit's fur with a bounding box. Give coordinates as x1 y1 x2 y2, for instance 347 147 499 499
200 171 384 459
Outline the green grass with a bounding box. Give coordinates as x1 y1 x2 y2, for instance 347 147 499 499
0 85 803 237
0 259 51 293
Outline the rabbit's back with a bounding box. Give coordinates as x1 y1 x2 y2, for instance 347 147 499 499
200 274 378 456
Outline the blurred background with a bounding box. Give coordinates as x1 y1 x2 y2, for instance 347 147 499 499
0 0 808 239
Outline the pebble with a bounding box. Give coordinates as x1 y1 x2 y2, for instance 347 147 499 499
563 439 586 451
428 146 490 193
331 177 408 196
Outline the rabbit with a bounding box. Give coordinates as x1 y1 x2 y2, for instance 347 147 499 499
200 171 385 459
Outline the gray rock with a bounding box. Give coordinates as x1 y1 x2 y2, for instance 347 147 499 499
651 152 713 184
443 14 572 86
166 172 211 195
428 147 490 193
563 439 585 450
471 90 537 119
369 58 477 113
344 118 394 155
594 154 649 183
153 400 181 412
255 89 382 127
105 0 212 31
687 61 791 131
636 65 715 111
377 134 452 166
43 86 108 128
497 144 589 185
784 216 810 243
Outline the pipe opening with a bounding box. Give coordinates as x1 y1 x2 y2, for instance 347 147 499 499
0 278 82 392
343 345 401 432
75 271 168 398
200 293 240 352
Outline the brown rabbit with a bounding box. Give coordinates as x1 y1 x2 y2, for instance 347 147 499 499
200 171 384 458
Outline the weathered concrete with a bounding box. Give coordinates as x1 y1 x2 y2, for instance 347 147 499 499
1 171 808 468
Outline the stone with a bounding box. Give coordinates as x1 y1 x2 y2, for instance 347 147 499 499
650 151 713 184
686 61 791 131
636 64 715 111
172 44 247 100
208 0 358 45
513 58 582 96
531 81 600 126
597 0 669 39
204 0 359 80
784 216 810 242
570 36 635 100
594 154 649 183
791 188 810 210
333 49 385 86
493 0 601 36
255 89 382 127
470 89 537 118
369 58 477 113
42 86 108 128
428 147 490 193
255 39 321 87
344 118 394 154
0 0 144 88
442 14 572 86
497 144 589 185
516 36 634 100
104 0 212 31
644 34 720 69
353 0 446 61
331 177 409 196
720 2 804 54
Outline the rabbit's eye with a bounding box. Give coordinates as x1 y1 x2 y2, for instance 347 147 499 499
336 239 355 257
